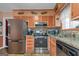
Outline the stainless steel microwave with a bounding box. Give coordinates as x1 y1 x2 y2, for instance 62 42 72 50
35 22 47 26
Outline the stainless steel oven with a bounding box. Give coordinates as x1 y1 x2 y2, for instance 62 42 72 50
34 36 47 48
34 28 48 53
34 36 48 53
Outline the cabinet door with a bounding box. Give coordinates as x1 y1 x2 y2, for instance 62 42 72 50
27 16 34 28
71 3 79 19
26 35 34 53
50 37 56 56
48 16 55 27
41 16 48 22
46 16 54 28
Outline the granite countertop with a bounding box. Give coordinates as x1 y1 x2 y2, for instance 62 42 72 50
48 34 79 49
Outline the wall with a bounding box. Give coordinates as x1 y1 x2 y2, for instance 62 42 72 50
70 20 79 28
59 4 71 29
59 4 79 29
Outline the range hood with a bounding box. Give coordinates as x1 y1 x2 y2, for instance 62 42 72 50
35 22 47 26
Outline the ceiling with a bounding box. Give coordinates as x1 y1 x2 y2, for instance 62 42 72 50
0 3 56 12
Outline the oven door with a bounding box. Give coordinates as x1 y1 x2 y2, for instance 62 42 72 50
34 37 48 53
34 37 47 48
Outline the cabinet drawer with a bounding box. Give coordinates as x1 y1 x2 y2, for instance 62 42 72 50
26 36 33 38
26 39 33 41
27 45 34 48
27 41 33 44
50 49 56 56
27 46 33 49
51 48 56 51
26 42 34 45
50 46 56 50
51 42 56 47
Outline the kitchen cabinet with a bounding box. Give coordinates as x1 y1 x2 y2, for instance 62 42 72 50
26 35 34 53
71 3 79 20
27 16 35 28
28 16 47 28
48 37 56 56
40 16 55 28
31 16 55 28
14 16 26 20
47 16 55 28
50 37 56 56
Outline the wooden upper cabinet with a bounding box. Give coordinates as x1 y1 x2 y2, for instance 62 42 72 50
33 16 55 28
48 16 55 28
71 3 79 20
41 16 55 28
27 16 34 28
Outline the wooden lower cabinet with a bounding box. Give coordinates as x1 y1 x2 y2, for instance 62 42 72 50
48 37 56 56
26 35 34 53
26 36 56 55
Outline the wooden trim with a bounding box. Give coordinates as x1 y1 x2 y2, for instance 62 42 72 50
72 16 79 20
13 10 55 16
54 3 68 15
13 9 54 11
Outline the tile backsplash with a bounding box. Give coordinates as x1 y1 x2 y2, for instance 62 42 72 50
58 30 79 41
